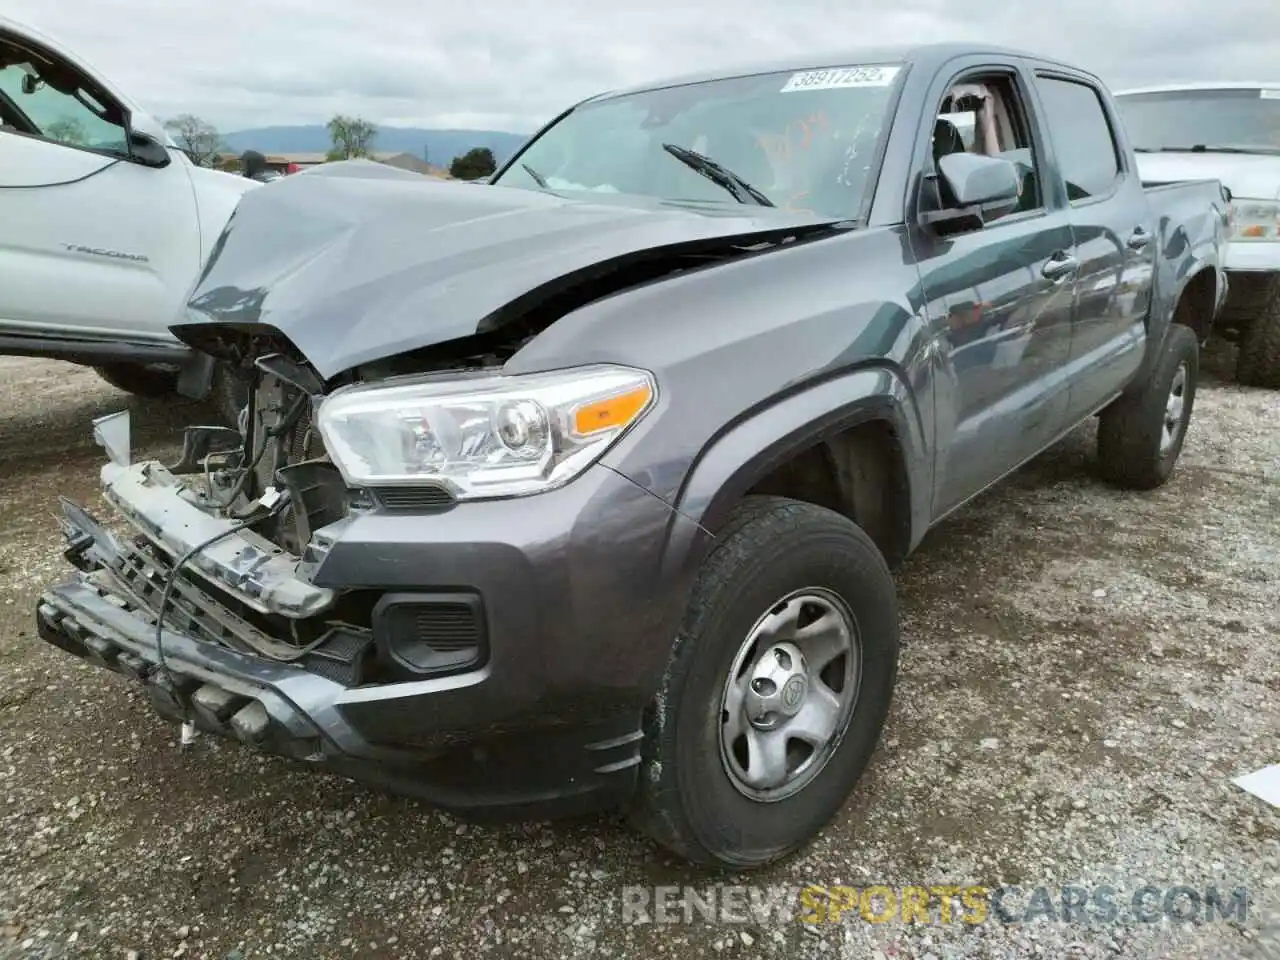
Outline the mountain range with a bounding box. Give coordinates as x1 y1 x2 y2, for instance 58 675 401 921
221 126 531 165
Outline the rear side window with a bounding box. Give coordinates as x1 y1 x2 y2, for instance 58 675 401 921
1036 76 1121 201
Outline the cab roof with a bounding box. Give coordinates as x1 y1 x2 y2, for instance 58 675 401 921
592 42 1091 101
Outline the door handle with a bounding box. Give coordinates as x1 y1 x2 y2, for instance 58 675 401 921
1127 227 1152 250
1041 253 1079 282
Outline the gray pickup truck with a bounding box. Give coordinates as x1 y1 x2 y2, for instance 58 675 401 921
37 43 1228 868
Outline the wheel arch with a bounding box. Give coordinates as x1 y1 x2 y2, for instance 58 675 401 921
1131 259 1224 395
670 364 931 569
1171 266 1220 344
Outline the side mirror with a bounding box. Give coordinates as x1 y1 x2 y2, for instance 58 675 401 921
127 129 171 168
922 153 1022 234
939 153 1021 208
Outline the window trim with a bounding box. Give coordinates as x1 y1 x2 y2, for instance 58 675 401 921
1033 70 1126 208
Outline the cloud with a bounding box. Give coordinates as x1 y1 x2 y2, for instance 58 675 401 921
6 0 1279 133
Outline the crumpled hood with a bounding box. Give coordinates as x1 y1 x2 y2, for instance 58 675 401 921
1133 151 1280 201
174 159 837 379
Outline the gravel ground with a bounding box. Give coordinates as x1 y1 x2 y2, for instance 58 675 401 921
0 352 1276 960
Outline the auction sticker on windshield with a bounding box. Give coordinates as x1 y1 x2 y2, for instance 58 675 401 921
1261 89 1280 100
781 66 901 93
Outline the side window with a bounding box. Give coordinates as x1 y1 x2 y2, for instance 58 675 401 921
1034 77 1121 202
0 51 129 156
932 74 1042 219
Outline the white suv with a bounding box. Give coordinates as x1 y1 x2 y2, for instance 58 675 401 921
1115 83 1280 387
0 15 255 414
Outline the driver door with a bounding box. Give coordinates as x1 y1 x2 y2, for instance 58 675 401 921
911 65 1080 519
0 32 200 345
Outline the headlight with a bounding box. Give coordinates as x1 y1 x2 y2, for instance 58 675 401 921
316 364 656 499
1228 198 1280 241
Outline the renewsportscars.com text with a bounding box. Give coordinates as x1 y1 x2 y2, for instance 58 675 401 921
620 884 1250 927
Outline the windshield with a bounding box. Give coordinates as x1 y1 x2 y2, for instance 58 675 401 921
1115 88 1280 154
493 63 903 219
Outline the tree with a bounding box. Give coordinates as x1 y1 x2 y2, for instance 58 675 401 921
326 115 377 160
450 147 496 181
45 117 87 146
164 114 223 167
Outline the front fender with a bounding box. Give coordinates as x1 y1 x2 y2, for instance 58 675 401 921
605 364 929 694
669 363 931 550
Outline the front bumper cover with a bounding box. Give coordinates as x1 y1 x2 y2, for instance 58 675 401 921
36 579 645 818
35 411 711 818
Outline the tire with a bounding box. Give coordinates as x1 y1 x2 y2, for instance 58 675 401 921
1220 273 1278 330
95 362 179 398
1235 282 1280 389
1097 323 1198 490
630 496 900 869
210 364 250 429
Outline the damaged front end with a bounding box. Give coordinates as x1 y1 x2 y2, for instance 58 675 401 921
34 342 667 816
62 353 378 665
37 423 352 765
37 341 472 751
33 166 795 813
43 344 493 689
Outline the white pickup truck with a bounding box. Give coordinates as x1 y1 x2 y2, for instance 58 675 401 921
1115 83 1280 388
0 15 254 416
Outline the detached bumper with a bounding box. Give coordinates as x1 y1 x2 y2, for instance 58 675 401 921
36 581 646 817
36 436 710 819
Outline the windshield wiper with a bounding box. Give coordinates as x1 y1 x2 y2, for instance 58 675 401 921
1189 144 1280 156
661 143 774 207
521 163 550 189
1139 144 1280 156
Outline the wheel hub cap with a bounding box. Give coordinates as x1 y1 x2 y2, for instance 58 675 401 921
1161 363 1188 455
719 588 862 802
744 643 809 729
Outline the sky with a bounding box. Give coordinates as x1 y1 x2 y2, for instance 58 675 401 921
6 0 1280 134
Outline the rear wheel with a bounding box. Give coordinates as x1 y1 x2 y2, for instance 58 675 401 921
1097 323 1198 490
630 496 899 868
94 362 179 398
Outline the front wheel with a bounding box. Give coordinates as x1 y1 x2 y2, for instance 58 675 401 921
630 496 899 868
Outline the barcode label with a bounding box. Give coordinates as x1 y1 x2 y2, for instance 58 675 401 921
781 66 901 93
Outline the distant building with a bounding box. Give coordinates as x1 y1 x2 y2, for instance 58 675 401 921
375 151 451 178
264 152 327 170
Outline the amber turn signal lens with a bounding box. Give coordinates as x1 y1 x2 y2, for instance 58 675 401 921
572 384 653 437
